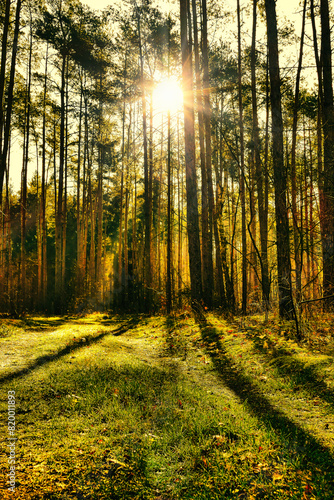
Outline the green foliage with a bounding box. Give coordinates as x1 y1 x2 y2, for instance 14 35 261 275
1 314 334 498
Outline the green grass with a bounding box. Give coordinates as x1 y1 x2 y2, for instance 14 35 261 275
1 313 334 498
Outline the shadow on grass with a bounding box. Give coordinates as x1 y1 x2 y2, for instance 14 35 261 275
195 313 334 478
14 360 181 499
244 330 334 409
161 316 188 359
0 318 140 386
17 316 72 332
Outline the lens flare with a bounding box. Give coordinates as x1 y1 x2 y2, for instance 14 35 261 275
153 78 183 113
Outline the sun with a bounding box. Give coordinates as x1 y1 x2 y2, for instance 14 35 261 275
153 78 183 113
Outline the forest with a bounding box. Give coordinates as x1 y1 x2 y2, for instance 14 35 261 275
1 0 333 328
3 1 334 498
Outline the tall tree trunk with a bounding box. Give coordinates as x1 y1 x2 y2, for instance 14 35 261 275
166 20 173 314
0 0 11 154
202 0 216 308
180 0 202 304
320 0 334 309
62 62 69 304
166 107 172 314
0 0 22 205
192 0 211 306
237 0 247 314
290 0 307 303
55 53 66 312
38 44 49 308
77 71 83 291
96 74 104 306
21 26 33 310
137 9 152 310
265 0 295 320
251 0 270 311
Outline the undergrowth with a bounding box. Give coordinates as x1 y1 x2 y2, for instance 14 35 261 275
0 312 334 498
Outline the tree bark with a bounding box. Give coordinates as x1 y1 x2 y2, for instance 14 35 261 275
180 0 202 304
265 0 295 319
0 0 22 205
320 0 334 310
251 0 270 311
237 0 247 314
290 0 307 303
192 0 211 306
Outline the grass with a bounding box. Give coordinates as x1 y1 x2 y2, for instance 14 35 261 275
1 312 334 498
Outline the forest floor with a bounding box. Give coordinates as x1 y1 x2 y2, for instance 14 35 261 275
1 311 334 499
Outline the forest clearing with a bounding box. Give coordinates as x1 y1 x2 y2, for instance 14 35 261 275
1 312 334 499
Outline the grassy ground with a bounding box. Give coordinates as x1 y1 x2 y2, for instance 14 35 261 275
1 311 334 499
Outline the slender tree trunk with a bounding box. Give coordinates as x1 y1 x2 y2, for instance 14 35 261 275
202 0 216 308
166 108 172 314
265 0 295 320
61 63 69 303
180 0 202 304
0 0 11 153
77 72 83 290
237 0 247 314
82 100 89 292
21 22 34 309
137 10 152 310
192 0 211 306
0 0 22 205
55 53 66 312
290 0 307 303
38 44 49 308
177 115 183 307
251 0 270 311
320 0 334 309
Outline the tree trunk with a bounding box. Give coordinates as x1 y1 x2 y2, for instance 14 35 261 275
251 0 270 311
55 53 66 312
320 0 334 310
180 0 202 304
21 25 33 310
192 0 211 307
290 0 307 303
137 9 152 310
0 0 11 154
237 0 247 314
265 0 295 320
0 0 22 205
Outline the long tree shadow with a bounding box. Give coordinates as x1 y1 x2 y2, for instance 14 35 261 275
2 316 70 333
161 315 188 358
0 318 140 386
195 313 334 482
242 328 334 409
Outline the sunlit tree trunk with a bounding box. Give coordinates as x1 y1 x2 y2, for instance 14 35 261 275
77 71 83 292
320 0 334 309
0 0 22 205
180 0 202 304
290 0 307 303
237 0 247 314
137 9 152 310
38 44 49 308
202 0 216 308
55 52 66 312
251 0 270 312
265 0 295 320
0 0 11 156
192 0 211 306
21 23 34 310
